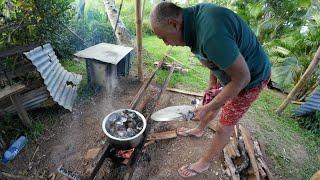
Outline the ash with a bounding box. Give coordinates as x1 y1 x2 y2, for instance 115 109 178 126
107 110 143 139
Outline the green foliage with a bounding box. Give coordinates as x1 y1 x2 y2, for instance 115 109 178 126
271 56 302 90
0 0 75 56
299 111 320 135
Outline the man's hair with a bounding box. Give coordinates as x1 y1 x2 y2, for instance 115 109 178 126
150 2 183 27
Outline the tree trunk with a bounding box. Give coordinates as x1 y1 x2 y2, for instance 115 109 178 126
104 0 133 46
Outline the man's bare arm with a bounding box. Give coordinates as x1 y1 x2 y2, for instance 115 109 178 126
206 53 250 110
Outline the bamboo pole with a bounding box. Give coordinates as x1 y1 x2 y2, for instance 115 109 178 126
135 0 143 81
276 46 320 115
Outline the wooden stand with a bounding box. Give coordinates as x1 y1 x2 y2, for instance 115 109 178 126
0 84 32 127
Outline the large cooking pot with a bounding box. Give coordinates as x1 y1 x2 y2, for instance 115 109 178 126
102 109 147 149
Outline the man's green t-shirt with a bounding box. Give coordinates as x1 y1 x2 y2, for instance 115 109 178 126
183 3 271 89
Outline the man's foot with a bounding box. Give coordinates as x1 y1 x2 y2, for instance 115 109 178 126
178 161 210 178
176 127 204 138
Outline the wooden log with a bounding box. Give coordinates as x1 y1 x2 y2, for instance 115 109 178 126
129 60 164 110
135 96 151 113
254 141 263 157
123 65 176 180
147 130 177 141
257 158 273 180
0 171 34 179
276 46 320 115
236 138 250 173
223 148 240 180
239 125 260 180
166 87 203 97
0 84 26 100
257 162 267 178
254 141 273 180
230 137 241 157
135 0 143 81
10 94 32 127
225 143 237 159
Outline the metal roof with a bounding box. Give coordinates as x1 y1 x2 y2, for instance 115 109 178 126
24 44 82 111
294 86 320 116
74 43 133 64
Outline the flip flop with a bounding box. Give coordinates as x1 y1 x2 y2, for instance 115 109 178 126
178 164 201 178
176 127 203 138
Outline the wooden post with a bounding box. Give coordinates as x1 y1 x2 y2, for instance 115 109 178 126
135 0 143 81
10 94 32 128
276 46 320 115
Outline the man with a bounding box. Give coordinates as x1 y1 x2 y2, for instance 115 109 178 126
150 2 271 178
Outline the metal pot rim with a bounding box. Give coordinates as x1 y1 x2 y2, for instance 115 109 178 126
102 109 147 141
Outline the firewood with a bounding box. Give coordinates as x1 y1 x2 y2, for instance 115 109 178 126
234 125 239 139
257 158 274 180
230 137 241 157
166 87 203 97
146 130 177 141
239 125 260 180
223 148 240 180
254 141 263 157
254 141 274 180
257 162 267 178
236 138 250 173
226 143 237 159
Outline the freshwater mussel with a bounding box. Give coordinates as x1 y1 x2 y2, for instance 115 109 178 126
107 110 144 139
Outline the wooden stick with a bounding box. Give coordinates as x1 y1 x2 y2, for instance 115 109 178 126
236 138 250 173
129 60 164 109
223 148 240 180
28 146 39 170
291 101 304 105
239 125 260 180
135 0 143 81
0 171 33 179
230 137 240 157
276 46 320 115
10 94 32 127
254 141 274 180
166 87 203 97
124 65 176 180
147 130 177 141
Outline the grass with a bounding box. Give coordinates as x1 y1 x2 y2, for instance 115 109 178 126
248 89 320 179
143 36 209 92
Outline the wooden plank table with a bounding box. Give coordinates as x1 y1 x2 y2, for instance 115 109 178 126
0 84 32 127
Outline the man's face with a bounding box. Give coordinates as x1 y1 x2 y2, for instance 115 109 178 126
151 19 185 46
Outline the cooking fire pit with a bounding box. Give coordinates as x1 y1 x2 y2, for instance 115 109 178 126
102 109 147 150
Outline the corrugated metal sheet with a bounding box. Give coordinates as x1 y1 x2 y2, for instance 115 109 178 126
5 88 50 113
294 86 320 116
24 44 82 111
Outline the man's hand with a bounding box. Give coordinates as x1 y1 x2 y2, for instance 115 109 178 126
194 105 218 122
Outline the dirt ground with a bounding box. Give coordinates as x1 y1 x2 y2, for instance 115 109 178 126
0 74 311 180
